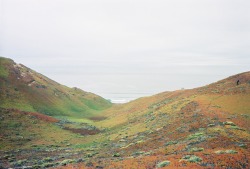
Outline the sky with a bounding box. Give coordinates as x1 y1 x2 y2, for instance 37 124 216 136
0 0 250 103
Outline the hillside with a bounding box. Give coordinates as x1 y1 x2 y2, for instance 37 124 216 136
85 71 249 168
96 71 250 130
0 58 249 169
0 57 112 118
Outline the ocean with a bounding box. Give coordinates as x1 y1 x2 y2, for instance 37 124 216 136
100 93 154 104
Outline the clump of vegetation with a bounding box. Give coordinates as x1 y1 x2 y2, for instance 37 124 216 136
113 153 120 157
60 159 76 166
181 155 202 163
215 150 238 154
11 159 27 167
132 151 145 156
144 151 151 156
8 157 15 162
189 147 204 152
225 150 238 154
238 143 247 148
85 152 97 158
3 154 14 159
121 143 134 149
41 162 55 168
207 123 215 127
187 132 204 140
165 141 178 146
230 126 245 131
157 160 170 168
31 164 42 169
76 158 84 163
223 121 236 126
42 157 53 162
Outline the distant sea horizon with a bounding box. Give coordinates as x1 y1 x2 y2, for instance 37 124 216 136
99 92 155 104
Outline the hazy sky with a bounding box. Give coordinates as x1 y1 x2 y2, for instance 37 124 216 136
1 0 250 102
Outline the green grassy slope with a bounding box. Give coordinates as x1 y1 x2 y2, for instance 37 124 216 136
0 57 112 118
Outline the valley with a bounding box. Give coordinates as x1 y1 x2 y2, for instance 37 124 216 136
0 57 249 169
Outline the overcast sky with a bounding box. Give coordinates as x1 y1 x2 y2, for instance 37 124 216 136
0 0 250 102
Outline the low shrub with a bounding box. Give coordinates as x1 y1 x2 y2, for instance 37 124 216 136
157 160 170 168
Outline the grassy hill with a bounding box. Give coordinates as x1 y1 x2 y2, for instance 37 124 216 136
0 57 112 118
0 57 249 169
